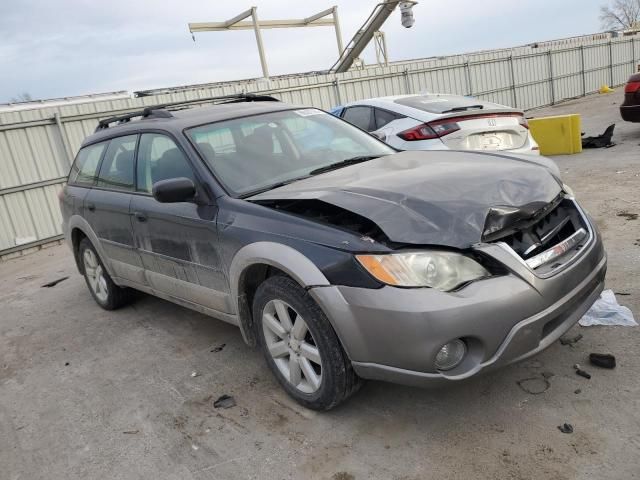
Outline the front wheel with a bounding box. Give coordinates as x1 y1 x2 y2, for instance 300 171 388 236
79 238 133 310
253 275 362 410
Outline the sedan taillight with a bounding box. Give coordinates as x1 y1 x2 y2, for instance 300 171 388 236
518 116 530 129
397 120 460 141
624 81 640 93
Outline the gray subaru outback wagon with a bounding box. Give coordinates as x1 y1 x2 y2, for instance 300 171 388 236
60 94 606 410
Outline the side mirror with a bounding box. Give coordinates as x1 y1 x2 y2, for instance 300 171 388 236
152 177 196 203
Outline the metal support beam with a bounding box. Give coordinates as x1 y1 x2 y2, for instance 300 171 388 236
374 31 389 67
250 7 269 78
189 6 345 78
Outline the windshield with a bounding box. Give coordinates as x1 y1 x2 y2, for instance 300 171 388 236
186 108 394 196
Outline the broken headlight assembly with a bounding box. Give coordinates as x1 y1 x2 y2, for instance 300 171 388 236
356 251 490 291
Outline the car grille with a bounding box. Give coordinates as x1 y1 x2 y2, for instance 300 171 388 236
493 197 591 276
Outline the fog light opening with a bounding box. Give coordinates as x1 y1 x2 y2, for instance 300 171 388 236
435 339 467 371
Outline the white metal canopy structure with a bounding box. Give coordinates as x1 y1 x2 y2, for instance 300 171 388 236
188 6 344 79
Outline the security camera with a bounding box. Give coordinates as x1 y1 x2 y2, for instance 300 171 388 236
399 1 417 28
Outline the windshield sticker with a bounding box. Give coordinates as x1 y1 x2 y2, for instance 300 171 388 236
295 109 325 117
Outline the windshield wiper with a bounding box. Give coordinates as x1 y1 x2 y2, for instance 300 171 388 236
240 176 310 198
309 155 381 176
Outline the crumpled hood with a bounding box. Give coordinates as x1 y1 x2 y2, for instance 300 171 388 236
249 150 563 248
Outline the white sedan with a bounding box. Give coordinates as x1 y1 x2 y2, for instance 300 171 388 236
331 94 540 155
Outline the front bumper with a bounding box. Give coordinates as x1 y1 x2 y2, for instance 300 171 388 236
310 219 606 387
620 104 640 122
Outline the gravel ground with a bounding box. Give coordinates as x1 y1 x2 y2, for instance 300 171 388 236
1 91 639 480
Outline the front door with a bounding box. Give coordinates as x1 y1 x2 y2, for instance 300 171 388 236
130 133 231 314
84 134 145 284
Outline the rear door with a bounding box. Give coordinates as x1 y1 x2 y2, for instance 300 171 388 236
130 133 230 314
84 134 145 284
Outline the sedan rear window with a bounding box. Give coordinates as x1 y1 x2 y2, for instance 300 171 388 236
186 109 393 197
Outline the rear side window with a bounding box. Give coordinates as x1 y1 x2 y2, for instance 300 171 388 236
374 108 402 129
96 135 137 191
68 142 107 186
136 133 194 193
342 106 374 131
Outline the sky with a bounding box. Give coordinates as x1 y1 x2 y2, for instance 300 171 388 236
1 0 605 103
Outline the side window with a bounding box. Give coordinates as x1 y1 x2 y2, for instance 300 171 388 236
342 106 374 131
136 133 195 193
374 108 401 130
96 135 137 191
68 142 107 186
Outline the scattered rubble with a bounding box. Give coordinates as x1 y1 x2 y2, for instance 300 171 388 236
559 334 583 346
41 276 69 288
558 423 574 434
213 395 236 409
589 353 616 369
573 364 591 379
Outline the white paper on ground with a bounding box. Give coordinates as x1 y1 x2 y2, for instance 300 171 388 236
579 289 638 327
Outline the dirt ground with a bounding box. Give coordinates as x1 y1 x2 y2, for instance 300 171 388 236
1 91 639 480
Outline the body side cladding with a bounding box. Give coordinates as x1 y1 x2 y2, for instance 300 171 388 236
229 242 330 346
66 215 119 283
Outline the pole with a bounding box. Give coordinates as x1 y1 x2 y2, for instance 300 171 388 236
508 55 517 108
332 6 344 56
609 40 614 86
580 45 586 96
54 113 74 164
547 50 555 105
251 7 269 78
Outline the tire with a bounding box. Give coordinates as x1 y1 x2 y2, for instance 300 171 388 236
78 238 134 310
253 275 362 410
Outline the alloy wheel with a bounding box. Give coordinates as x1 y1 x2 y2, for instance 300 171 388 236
262 299 323 393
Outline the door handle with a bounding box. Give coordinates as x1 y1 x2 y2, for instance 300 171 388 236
87 203 96 212
134 211 148 222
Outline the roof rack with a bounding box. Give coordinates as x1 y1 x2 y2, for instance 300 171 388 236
95 93 279 131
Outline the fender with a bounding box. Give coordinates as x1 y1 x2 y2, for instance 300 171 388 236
66 215 119 282
229 242 330 345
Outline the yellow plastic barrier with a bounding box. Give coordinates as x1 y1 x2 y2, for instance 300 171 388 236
528 114 582 156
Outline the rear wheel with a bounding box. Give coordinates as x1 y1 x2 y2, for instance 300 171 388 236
253 275 362 410
79 238 133 310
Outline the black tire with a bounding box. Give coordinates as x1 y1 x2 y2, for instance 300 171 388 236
78 238 134 310
253 275 362 410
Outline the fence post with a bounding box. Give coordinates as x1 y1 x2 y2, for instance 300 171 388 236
632 38 636 71
54 113 74 165
464 60 473 96
580 45 586 96
403 68 411 94
547 50 555 105
609 40 614 86
508 55 517 108
333 78 343 105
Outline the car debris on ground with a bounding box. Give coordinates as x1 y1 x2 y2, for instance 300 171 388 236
41 276 69 288
559 333 583 346
589 353 616 369
579 290 637 326
574 364 591 379
558 423 574 434
581 124 615 148
213 395 236 409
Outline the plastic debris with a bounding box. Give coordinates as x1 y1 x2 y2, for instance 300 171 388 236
579 290 637 327
573 364 591 379
581 124 615 148
574 389 581 394
211 343 226 353
598 84 614 94
190 371 200 378
558 423 574 434
41 276 69 288
213 394 236 409
560 333 583 346
589 353 616 369
122 430 139 434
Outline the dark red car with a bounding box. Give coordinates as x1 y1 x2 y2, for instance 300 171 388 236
621 73 640 122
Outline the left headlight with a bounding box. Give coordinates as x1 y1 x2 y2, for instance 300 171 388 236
356 251 490 291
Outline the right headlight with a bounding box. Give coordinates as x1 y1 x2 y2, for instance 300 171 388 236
356 251 490 291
